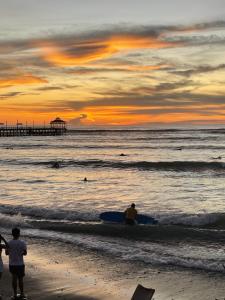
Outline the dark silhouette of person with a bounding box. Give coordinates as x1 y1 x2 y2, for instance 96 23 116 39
52 161 60 168
6 228 27 300
84 177 87 182
124 203 137 225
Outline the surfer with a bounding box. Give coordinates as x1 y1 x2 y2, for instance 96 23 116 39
124 203 137 225
6 228 27 300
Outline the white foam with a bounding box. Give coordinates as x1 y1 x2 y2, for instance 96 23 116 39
0 213 27 228
158 212 222 226
19 228 225 273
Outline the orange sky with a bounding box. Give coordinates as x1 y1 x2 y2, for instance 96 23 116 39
1 22 225 127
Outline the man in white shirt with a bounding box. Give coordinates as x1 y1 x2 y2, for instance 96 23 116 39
6 228 27 300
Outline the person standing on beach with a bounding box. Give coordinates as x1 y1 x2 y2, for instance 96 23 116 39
5 228 27 300
0 234 8 299
124 203 137 225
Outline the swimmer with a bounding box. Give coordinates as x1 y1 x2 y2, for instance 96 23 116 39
120 153 126 156
52 162 60 168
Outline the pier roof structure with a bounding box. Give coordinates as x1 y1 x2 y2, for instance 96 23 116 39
0 117 67 137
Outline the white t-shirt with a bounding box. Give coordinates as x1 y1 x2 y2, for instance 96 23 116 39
8 239 27 266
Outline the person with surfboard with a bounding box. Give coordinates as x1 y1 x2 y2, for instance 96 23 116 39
6 228 27 300
124 203 137 225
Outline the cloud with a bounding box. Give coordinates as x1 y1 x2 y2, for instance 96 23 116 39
59 88 225 112
0 74 48 88
36 86 63 91
69 64 169 75
171 64 225 77
0 21 225 125
68 114 88 126
38 35 177 67
0 21 224 71
0 91 22 99
121 105 225 116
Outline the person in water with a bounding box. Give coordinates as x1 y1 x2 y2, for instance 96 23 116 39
6 228 27 300
124 203 137 225
52 161 60 168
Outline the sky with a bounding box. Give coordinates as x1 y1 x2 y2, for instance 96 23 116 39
0 0 225 127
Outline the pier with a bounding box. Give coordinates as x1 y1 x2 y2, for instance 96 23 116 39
0 117 67 137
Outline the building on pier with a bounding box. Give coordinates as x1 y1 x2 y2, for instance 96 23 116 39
0 118 67 137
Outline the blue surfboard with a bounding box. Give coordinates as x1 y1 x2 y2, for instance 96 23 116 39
99 211 158 225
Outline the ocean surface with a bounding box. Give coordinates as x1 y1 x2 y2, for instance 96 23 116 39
1 128 225 273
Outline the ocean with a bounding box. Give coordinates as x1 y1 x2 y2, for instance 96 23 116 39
1 128 225 274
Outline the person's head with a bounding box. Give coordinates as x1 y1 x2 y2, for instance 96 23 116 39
12 227 20 239
131 203 135 208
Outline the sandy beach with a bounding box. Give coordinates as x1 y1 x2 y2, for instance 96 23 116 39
0 238 118 300
1 236 225 300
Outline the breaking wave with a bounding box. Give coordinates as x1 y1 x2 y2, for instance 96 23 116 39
1 159 225 172
0 204 225 229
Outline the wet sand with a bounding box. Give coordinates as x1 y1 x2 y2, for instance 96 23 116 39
1 237 225 300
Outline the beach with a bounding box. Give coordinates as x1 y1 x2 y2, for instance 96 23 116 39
1 236 225 300
1 129 225 299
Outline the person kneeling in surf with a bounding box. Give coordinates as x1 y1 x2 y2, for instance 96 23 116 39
124 203 137 225
6 228 27 300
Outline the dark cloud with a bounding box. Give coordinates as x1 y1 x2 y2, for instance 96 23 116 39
69 67 127 75
187 20 225 31
69 65 167 75
36 86 64 91
91 79 194 98
171 64 225 77
59 90 225 111
0 92 22 99
132 80 194 94
36 84 79 91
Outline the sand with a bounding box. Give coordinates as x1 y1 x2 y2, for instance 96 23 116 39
0 237 225 300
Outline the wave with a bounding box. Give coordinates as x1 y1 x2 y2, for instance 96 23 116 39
0 204 98 222
0 212 28 228
1 206 225 273
69 160 225 172
1 221 225 274
14 227 225 273
1 204 225 228
4 144 225 150
1 158 225 172
24 179 46 184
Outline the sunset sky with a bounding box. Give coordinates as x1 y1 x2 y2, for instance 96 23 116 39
0 0 225 127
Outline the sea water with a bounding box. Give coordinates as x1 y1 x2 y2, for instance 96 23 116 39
1 128 225 273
